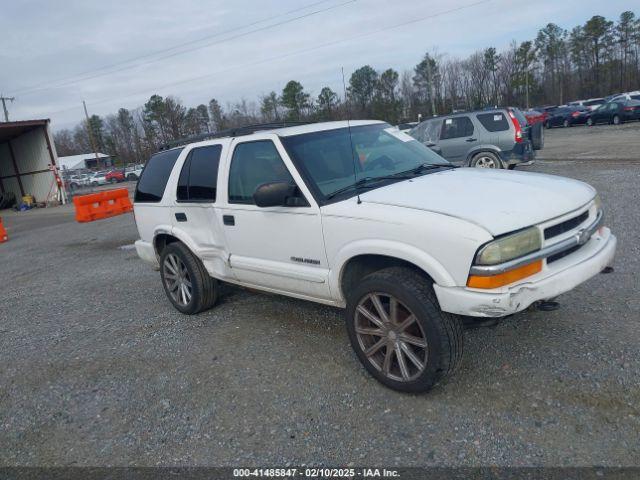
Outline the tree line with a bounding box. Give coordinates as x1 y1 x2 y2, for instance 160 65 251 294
54 10 640 165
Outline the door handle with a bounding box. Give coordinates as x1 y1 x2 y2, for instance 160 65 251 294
223 215 235 226
466 137 477 142
175 212 187 222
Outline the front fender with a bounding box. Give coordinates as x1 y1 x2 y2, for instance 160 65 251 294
329 239 456 305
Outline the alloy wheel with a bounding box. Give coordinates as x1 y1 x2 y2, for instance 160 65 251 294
475 156 497 168
163 253 193 306
354 293 428 382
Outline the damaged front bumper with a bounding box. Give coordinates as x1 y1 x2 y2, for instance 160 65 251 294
433 227 617 318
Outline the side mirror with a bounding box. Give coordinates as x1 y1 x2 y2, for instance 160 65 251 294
253 181 305 207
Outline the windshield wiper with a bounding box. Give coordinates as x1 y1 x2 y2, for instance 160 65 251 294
325 176 409 200
325 164 457 200
394 163 457 177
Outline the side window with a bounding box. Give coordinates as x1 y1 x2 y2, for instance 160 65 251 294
228 141 295 205
135 148 184 203
476 113 509 132
440 116 474 140
176 145 221 202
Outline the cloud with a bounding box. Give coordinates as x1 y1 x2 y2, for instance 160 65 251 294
1 0 632 130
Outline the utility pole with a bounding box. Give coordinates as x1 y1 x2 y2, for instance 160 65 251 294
0 95 15 122
525 68 530 110
82 100 102 167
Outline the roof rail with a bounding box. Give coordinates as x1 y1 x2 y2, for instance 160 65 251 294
159 121 316 150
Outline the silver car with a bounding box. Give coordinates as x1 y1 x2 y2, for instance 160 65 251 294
410 108 542 169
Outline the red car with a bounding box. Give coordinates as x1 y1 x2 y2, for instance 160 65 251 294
106 170 125 183
523 109 548 125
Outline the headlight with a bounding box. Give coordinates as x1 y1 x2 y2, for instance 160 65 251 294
475 227 542 265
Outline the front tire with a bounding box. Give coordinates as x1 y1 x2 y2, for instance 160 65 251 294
470 151 501 169
345 267 463 393
160 242 218 315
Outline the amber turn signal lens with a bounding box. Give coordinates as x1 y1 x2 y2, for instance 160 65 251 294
467 260 542 289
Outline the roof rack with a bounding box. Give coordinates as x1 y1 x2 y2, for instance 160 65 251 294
159 121 316 150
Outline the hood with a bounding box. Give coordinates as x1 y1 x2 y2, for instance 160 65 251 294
359 168 595 236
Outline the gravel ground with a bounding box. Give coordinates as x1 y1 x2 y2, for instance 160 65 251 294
0 156 638 467
538 121 640 161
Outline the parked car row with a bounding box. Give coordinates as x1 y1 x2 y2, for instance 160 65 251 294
526 94 640 129
65 164 145 190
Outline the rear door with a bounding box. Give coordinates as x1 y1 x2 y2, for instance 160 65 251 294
475 111 510 149
437 116 475 163
170 142 229 277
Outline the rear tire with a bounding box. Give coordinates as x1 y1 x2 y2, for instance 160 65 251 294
345 267 463 393
563 119 569 128
613 114 621 125
470 151 501 169
586 117 594 126
544 120 551 129
160 242 218 315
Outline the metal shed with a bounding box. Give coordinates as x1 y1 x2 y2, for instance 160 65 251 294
0 119 63 205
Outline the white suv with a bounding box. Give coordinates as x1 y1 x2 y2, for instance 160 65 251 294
133 121 616 392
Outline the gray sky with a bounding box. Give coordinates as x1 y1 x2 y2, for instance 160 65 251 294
1 0 632 130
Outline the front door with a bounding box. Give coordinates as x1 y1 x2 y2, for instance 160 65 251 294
219 135 331 301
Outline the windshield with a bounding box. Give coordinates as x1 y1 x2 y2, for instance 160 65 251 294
281 123 449 199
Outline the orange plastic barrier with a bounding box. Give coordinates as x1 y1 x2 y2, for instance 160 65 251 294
0 217 7 243
73 188 133 223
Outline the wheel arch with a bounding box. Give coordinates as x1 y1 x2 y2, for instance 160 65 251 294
465 147 503 167
153 227 198 259
331 241 456 307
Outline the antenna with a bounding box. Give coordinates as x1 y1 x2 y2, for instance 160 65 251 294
341 67 361 204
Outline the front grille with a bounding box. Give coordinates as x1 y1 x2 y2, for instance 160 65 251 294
544 211 589 240
547 244 582 264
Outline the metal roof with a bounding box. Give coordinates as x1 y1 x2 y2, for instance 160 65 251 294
0 119 50 144
57 152 110 170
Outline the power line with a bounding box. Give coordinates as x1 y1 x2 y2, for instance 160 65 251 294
42 0 491 120
10 0 352 97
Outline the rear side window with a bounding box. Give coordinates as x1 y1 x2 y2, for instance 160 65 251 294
440 116 474 140
176 145 222 202
476 113 509 132
135 148 183 203
410 119 440 143
631 95 640 101
228 141 294 204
